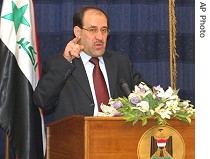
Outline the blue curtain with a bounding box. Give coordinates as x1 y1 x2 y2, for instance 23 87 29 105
0 0 195 158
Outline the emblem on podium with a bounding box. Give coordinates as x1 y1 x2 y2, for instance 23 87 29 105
137 125 185 159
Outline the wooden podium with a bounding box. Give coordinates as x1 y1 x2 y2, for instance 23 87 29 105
46 115 195 159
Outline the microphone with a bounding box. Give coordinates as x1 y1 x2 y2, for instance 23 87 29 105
120 79 131 96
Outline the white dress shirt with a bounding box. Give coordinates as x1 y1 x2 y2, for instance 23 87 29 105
80 52 110 116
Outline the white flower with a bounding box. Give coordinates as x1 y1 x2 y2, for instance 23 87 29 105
180 100 190 108
186 107 195 115
155 106 172 119
166 100 180 113
136 101 150 112
164 87 174 98
98 104 119 116
97 82 195 126
138 82 150 91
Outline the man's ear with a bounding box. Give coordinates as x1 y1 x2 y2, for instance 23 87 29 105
74 26 81 38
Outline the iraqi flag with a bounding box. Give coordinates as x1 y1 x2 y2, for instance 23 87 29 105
0 0 45 158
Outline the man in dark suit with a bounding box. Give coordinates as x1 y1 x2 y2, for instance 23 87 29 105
33 6 150 122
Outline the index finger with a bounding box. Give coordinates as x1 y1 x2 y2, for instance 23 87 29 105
71 36 81 44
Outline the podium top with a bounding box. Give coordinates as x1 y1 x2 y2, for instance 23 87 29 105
47 115 195 127
47 115 126 126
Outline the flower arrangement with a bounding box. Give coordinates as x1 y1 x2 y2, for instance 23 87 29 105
98 82 195 126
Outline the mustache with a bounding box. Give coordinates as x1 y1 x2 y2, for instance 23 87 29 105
94 40 103 45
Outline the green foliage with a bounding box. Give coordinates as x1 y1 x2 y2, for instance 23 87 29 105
99 82 195 126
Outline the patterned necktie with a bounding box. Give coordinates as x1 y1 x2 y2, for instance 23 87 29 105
89 57 109 111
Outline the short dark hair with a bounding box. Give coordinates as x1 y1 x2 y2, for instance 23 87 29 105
73 6 109 28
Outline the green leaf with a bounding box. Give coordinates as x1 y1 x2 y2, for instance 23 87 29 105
103 82 195 127
141 118 147 126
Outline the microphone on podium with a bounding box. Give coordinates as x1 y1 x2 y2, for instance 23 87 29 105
120 79 131 97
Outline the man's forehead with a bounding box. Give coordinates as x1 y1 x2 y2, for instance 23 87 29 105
83 9 108 26
84 9 106 17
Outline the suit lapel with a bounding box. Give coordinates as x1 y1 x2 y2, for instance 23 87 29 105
72 58 93 101
103 52 118 97
71 52 118 100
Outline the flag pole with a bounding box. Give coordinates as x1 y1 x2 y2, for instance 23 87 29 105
5 135 10 159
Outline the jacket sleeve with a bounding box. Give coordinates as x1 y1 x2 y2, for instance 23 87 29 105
33 53 75 110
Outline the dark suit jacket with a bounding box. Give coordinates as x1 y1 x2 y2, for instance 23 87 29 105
33 50 149 122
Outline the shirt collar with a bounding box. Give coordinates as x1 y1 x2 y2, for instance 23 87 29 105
80 51 105 65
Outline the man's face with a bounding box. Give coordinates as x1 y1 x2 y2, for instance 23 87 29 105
79 9 109 57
